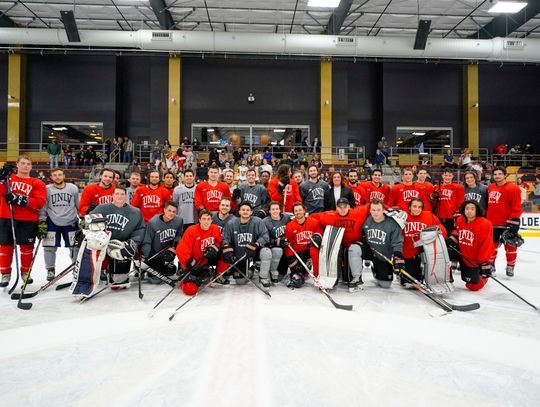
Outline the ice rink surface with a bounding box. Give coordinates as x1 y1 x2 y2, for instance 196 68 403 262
1 238 540 407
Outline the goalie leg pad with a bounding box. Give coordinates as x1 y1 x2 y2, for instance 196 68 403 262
258 247 272 279
421 229 454 294
348 244 363 279
70 239 109 297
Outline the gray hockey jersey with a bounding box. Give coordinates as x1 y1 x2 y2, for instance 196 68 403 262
464 184 488 211
39 183 80 226
236 184 269 212
172 184 197 226
300 179 329 214
91 203 145 244
141 214 184 258
263 214 292 245
212 212 236 232
362 215 403 260
223 216 269 257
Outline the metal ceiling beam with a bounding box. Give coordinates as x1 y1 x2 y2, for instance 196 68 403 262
60 10 80 42
149 0 175 30
326 0 354 35
472 0 540 39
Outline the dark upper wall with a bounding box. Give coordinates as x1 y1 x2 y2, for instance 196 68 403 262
116 56 167 143
479 64 540 151
0 55 7 144
382 62 463 151
181 58 320 142
333 61 379 155
26 55 117 146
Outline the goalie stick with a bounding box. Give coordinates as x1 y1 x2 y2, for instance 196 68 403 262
371 247 479 313
11 262 76 300
169 254 248 321
287 243 354 311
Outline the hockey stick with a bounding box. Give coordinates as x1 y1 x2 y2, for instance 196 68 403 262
371 247 479 312
287 243 354 311
169 254 248 321
136 245 175 300
148 270 194 317
6 179 21 295
450 247 538 312
11 262 75 299
13 239 42 310
230 261 271 298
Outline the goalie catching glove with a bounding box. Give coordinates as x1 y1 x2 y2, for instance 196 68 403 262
107 239 137 261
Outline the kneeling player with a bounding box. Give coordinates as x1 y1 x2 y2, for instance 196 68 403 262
262 201 292 284
222 202 271 286
141 201 184 283
362 199 404 288
176 209 222 295
446 200 495 291
71 186 145 297
284 202 322 288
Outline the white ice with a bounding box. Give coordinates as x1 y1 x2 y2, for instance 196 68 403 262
1 238 540 407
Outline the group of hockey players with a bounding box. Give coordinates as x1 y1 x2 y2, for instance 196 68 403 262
0 156 524 304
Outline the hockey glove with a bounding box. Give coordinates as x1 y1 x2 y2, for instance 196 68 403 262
445 235 459 253
276 236 288 248
6 192 28 207
277 176 290 194
506 218 520 234
108 239 137 261
429 190 440 202
37 219 48 239
479 262 492 278
186 257 202 275
0 163 15 182
256 208 267 219
232 188 242 201
162 248 176 264
310 233 323 249
222 245 236 264
203 244 220 262
244 243 258 258
392 252 405 275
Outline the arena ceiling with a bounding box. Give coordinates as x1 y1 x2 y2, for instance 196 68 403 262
1 0 540 39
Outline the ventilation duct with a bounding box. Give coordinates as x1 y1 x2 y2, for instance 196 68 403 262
0 28 539 63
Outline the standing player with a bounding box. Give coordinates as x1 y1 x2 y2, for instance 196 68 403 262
346 169 366 207
299 165 329 214
464 171 488 211
161 171 176 201
39 168 80 281
172 168 197 233
176 209 223 295
141 201 183 282
126 172 141 203
233 169 270 217
402 198 446 283
415 168 434 212
432 169 464 235
194 164 232 213
262 201 292 284
259 170 271 189
0 157 46 286
212 197 236 232
388 167 424 211
361 169 391 204
222 202 271 286
447 201 495 291
131 170 169 224
362 199 404 288
486 166 523 277
284 202 322 288
79 168 115 215
268 164 302 214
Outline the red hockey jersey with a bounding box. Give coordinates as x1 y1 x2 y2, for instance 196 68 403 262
268 178 302 213
453 216 495 267
79 183 114 216
0 175 46 221
361 181 391 204
402 211 446 259
131 185 169 223
346 183 366 206
388 183 424 211
194 181 232 212
161 185 175 202
433 183 465 219
176 224 222 268
310 205 369 247
414 181 434 211
284 216 322 256
486 182 523 226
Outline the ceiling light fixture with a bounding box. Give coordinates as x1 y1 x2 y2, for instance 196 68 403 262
307 0 341 8
488 1 527 13
412 131 426 136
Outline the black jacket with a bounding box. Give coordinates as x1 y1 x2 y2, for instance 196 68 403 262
324 186 356 210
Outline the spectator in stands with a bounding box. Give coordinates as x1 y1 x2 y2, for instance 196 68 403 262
363 158 373 175
62 144 73 168
298 149 308 169
163 139 172 157
263 148 273 164
209 148 219 166
517 177 531 211
233 147 243 165
292 170 304 185
289 148 299 168
47 139 62 169
312 137 321 154
495 143 508 156
83 146 96 169
218 149 229 168
123 136 134 164
116 136 125 163
443 149 457 168
377 136 389 157
192 138 201 152
196 158 208 180
531 176 540 207
482 173 493 185
459 148 472 169
374 149 386 167
260 158 273 176
152 139 162 169
38 170 47 183
311 154 324 170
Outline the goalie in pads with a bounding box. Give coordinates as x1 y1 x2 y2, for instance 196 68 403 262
71 187 144 297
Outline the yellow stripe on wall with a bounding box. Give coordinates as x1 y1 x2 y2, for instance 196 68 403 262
463 64 479 152
168 56 181 147
320 60 332 163
7 54 26 161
